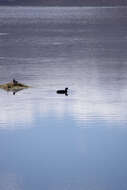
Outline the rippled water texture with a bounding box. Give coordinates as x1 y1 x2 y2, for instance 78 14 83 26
0 7 127 190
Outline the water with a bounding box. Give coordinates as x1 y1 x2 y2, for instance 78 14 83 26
0 6 127 190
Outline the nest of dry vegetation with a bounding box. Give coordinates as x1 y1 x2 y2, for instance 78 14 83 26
0 81 29 91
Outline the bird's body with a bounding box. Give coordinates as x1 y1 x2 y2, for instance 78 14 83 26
56 88 68 96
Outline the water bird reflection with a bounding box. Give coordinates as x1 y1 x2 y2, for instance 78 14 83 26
12 88 24 95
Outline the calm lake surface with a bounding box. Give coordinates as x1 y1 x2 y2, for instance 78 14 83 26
0 6 127 190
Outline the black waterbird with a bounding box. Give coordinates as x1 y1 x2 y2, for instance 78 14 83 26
13 78 18 85
56 88 68 96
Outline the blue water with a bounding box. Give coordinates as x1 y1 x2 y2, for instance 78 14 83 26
0 6 127 190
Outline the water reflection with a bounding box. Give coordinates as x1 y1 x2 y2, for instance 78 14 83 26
0 173 23 190
12 89 23 95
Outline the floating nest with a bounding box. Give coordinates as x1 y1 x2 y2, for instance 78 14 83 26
0 81 29 94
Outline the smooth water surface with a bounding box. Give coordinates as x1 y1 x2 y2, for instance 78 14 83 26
0 7 127 190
